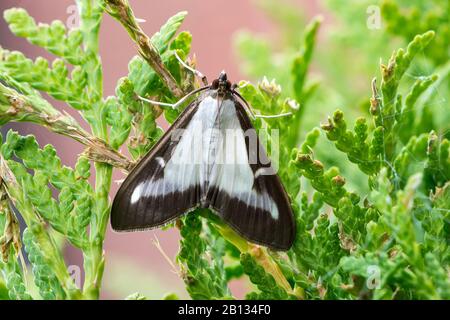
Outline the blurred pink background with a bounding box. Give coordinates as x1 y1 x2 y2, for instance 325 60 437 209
0 0 321 299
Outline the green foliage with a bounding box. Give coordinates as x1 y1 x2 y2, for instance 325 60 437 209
1 131 93 249
0 0 448 301
289 32 448 299
320 111 383 175
1 8 88 110
4 8 83 64
0 50 88 110
382 0 449 66
0 255 32 300
233 0 449 300
177 213 232 300
0 1 189 300
241 253 294 300
339 171 450 299
23 228 66 300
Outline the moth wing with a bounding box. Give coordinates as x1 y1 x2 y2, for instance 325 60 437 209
206 99 296 250
111 100 204 231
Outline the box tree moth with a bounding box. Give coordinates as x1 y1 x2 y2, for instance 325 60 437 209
111 71 296 250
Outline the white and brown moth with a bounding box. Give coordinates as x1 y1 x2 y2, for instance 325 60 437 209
111 72 296 250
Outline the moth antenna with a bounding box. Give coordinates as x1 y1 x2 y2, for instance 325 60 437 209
138 97 177 108
139 85 210 110
232 90 256 120
174 51 208 86
255 112 293 119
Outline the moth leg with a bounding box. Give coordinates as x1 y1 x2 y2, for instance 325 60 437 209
138 86 210 110
174 52 209 86
254 112 293 119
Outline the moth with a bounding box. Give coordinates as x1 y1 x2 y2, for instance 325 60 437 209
111 71 296 250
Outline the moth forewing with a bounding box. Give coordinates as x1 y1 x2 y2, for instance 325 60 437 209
110 98 202 231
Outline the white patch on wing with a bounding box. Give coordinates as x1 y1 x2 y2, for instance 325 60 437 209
131 182 144 204
209 100 279 220
155 157 165 168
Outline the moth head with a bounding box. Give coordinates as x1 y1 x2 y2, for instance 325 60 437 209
218 70 227 82
211 71 232 95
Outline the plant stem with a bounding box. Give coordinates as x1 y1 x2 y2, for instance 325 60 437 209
83 162 111 299
104 0 184 98
77 0 112 300
84 119 112 299
208 216 300 298
0 79 133 171
84 145 133 172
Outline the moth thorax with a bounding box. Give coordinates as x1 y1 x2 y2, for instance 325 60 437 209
211 72 232 96
205 129 221 174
